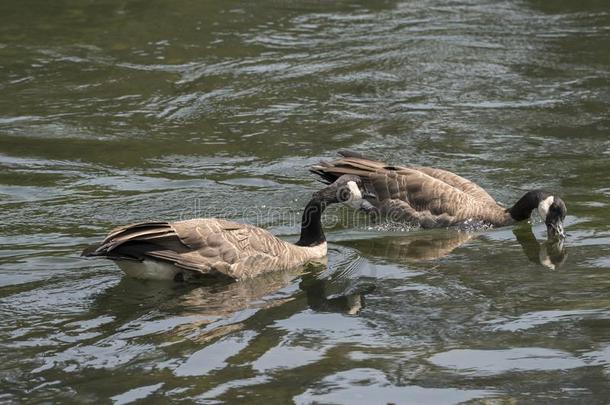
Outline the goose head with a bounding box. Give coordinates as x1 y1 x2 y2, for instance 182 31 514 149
313 174 364 205
538 195 567 240
509 190 567 240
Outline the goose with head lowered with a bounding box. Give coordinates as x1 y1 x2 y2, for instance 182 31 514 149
82 176 357 281
311 151 567 239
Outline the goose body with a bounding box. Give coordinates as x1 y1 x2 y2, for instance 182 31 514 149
84 219 326 281
83 178 352 281
312 151 567 238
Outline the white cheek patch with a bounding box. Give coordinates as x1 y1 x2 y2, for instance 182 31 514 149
346 180 363 209
538 196 554 220
347 181 362 200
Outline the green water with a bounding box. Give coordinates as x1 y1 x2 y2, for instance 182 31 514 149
1 0 609 403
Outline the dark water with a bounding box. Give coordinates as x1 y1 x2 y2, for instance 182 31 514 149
1 0 610 403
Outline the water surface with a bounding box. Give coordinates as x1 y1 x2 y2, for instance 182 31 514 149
1 0 609 403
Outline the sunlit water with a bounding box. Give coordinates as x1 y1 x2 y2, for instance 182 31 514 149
1 0 609 403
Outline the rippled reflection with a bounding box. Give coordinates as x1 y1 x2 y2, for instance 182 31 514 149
513 224 568 270
340 224 567 270
342 229 476 261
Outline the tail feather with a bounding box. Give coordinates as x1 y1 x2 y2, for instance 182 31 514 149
334 157 387 172
310 164 337 185
311 151 386 185
102 222 171 244
82 222 178 259
337 149 368 159
81 242 103 257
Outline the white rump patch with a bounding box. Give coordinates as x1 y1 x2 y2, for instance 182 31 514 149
117 259 180 280
538 196 554 220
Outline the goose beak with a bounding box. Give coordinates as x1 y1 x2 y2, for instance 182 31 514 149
546 219 566 240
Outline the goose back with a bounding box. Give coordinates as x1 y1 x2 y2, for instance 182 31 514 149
411 166 496 204
85 219 326 280
312 156 510 227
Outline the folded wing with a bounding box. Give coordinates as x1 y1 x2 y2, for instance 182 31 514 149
82 219 295 279
311 152 500 226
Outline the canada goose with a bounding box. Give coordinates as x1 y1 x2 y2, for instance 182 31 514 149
82 176 357 281
311 151 567 239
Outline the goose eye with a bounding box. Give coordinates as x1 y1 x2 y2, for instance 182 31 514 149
336 186 352 202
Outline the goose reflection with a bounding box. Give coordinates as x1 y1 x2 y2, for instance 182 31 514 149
173 262 369 317
340 226 566 269
91 261 369 343
300 270 374 315
513 225 567 270
94 264 308 320
341 229 476 262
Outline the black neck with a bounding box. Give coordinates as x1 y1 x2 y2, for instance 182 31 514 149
295 197 326 247
508 190 549 221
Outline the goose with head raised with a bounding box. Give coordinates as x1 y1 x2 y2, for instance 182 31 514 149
82 176 358 281
311 151 567 239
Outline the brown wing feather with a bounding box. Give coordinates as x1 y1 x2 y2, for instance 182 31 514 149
103 222 172 243
313 155 496 203
369 168 475 220
411 166 496 203
83 218 308 279
312 155 506 226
